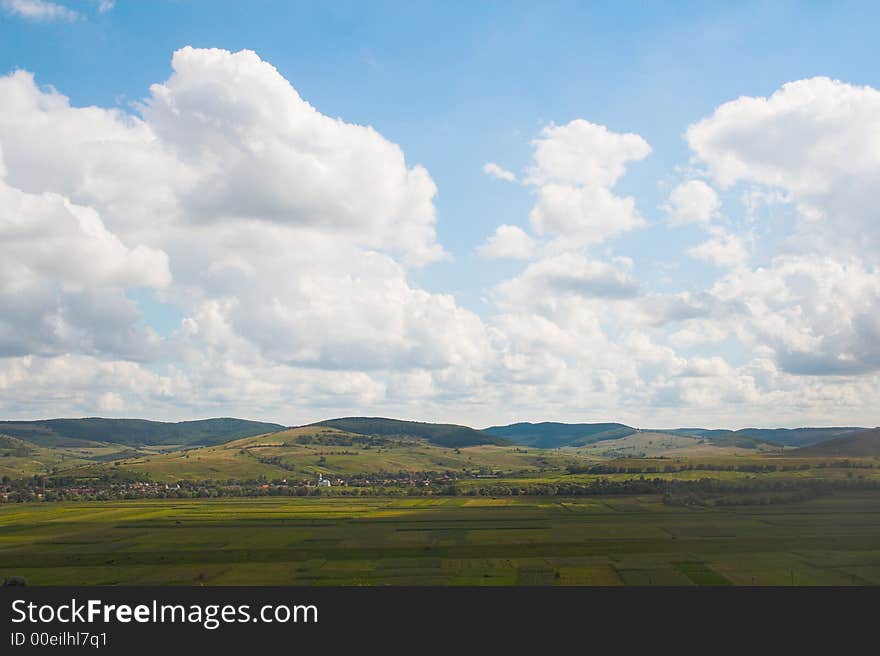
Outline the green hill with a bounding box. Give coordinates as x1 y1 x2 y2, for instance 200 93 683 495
59 425 571 482
579 431 780 458
668 427 864 447
793 428 880 457
0 434 36 457
0 418 286 448
736 427 865 447
313 417 508 448
660 429 772 449
483 422 635 448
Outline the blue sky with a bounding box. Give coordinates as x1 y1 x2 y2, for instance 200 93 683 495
1 1 879 427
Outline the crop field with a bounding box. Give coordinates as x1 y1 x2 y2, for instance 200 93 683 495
2 493 879 586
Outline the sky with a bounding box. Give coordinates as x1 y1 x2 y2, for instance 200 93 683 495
1 1 879 429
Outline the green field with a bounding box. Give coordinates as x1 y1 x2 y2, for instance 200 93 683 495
2 493 879 586
60 426 589 482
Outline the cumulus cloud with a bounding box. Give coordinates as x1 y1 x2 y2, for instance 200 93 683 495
680 77 880 382
478 119 650 259
711 256 880 375
529 183 644 247
143 47 444 266
2 51 880 426
687 76 880 258
688 228 750 268
665 179 720 225
0 179 169 359
523 120 649 248
477 224 536 259
495 253 640 310
0 48 494 420
526 120 651 188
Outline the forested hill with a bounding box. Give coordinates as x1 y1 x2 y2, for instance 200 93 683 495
482 422 635 448
313 417 509 448
793 428 880 457
0 418 286 448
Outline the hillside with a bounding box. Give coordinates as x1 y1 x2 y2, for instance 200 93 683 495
737 427 865 447
483 422 635 448
577 431 780 458
793 428 880 457
313 417 508 448
660 430 774 450
0 417 285 449
669 427 864 447
0 432 111 479
0 434 34 457
66 425 574 482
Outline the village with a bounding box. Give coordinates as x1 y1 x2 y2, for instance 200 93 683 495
0 471 474 503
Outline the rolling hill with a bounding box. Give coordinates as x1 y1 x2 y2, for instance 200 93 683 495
483 422 635 448
669 427 865 447
793 428 880 457
313 417 508 448
0 418 286 449
659 430 774 449
578 431 781 458
5 414 878 483
736 427 866 447
65 425 572 482
0 433 107 479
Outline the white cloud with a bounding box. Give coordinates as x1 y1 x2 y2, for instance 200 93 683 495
0 179 169 360
687 76 880 258
711 255 880 375
526 120 651 188
523 120 649 249
477 224 536 259
2 53 880 427
478 118 650 258
494 253 640 316
0 48 489 418
143 47 444 266
96 0 114 13
665 179 720 225
482 162 516 182
680 76 880 383
529 182 644 247
688 228 750 268
1 0 77 21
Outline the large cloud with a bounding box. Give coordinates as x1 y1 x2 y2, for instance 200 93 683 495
711 256 880 375
2 52 880 427
0 48 487 420
0 179 169 359
687 76 880 257
682 77 880 377
477 119 650 257
143 47 443 265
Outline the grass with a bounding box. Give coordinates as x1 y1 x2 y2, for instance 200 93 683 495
64 426 587 482
47 425 880 486
1 492 879 586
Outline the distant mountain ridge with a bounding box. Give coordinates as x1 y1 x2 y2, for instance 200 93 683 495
793 428 880 457
313 417 508 448
668 426 866 447
486 422 868 449
0 417 286 448
482 422 635 448
0 416 871 452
